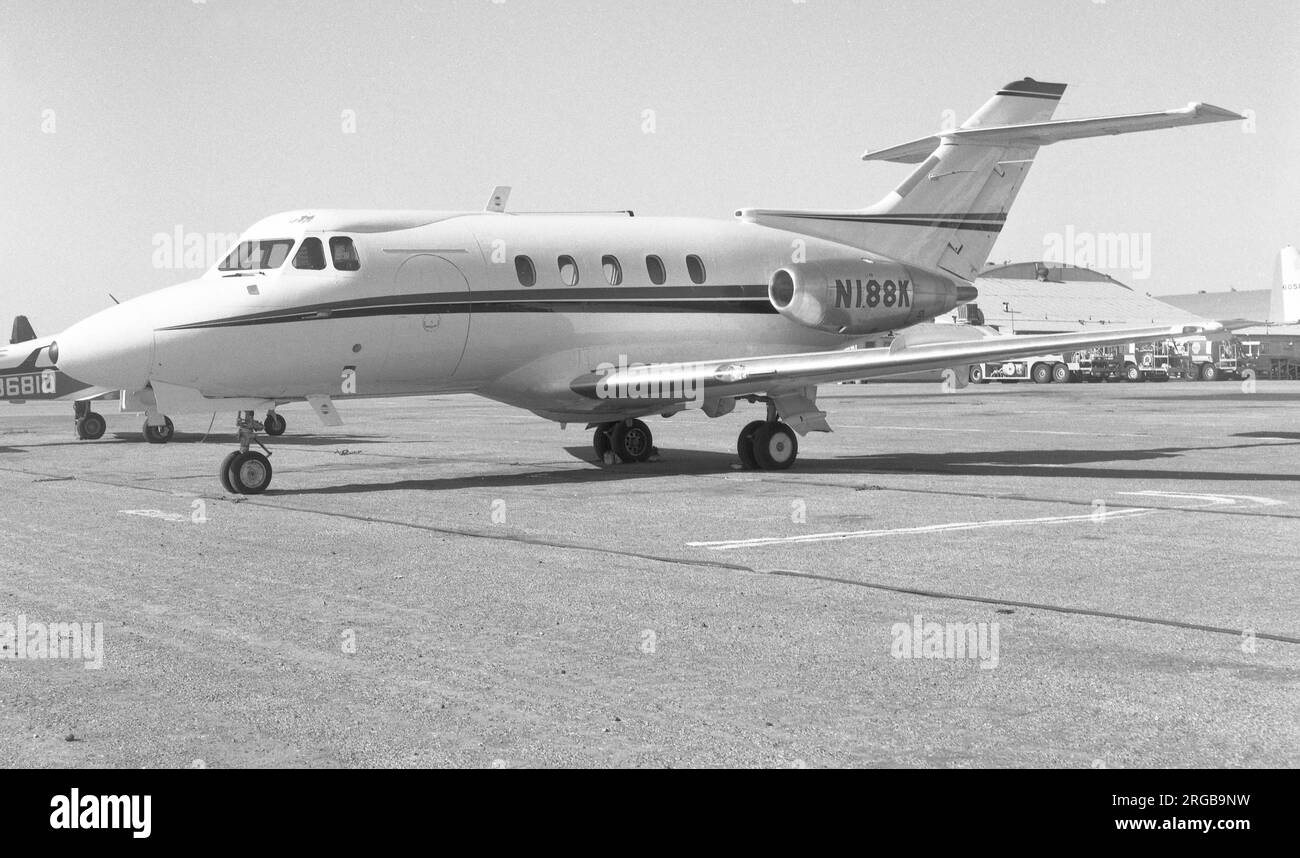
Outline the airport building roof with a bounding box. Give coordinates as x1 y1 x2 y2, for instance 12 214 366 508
955 262 1211 334
1159 289 1271 323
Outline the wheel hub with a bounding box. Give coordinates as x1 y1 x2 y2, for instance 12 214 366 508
238 460 267 486
622 428 648 457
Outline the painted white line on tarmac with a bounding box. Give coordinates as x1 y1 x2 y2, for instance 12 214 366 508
1119 490 1284 507
687 507 1156 551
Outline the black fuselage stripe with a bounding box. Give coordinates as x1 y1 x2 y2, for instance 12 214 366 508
161 294 782 330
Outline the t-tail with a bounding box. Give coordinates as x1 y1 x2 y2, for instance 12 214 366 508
741 78 1242 282
1270 245 1300 325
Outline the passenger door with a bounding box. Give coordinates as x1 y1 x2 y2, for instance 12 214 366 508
383 254 471 385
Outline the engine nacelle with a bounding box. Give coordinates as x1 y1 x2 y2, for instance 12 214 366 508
768 260 970 336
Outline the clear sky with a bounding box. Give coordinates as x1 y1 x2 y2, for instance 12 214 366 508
2 0 1296 331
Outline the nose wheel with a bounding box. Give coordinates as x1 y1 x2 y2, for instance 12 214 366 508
219 410 274 494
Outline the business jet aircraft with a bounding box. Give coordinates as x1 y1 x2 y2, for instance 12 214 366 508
20 79 1241 493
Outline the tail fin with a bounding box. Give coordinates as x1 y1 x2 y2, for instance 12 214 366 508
10 315 36 344
741 79 1242 282
1270 245 1300 325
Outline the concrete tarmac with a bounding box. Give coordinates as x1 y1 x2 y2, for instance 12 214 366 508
1 380 1296 767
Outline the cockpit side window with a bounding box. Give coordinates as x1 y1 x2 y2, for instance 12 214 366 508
219 239 295 271
330 236 361 271
292 237 327 270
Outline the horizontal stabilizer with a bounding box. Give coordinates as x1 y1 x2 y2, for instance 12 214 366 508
864 103 1243 163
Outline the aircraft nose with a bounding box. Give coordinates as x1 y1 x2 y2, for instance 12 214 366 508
55 305 154 391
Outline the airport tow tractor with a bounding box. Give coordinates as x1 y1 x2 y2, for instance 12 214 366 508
19 79 1243 493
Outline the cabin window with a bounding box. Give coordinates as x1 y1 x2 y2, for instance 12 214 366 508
602 255 623 286
646 255 666 285
292 237 326 270
558 255 579 287
329 236 361 271
515 255 536 287
686 254 707 284
218 239 295 271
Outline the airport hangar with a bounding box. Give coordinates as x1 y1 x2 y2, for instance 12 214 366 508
944 261 1206 335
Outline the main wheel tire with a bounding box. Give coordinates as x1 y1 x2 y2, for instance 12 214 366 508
264 412 287 436
78 411 106 441
611 419 653 464
1201 363 1218 382
218 451 239 493
751 422 798 471
1124 363 1142 383
969 366 986 384
737 420 765 469
143 416 174 444
1052 363 1071 384
592 422 616 460
228 451 273 494
1031 363 1051 384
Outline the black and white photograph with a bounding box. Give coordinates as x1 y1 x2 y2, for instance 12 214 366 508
1 0 1295 829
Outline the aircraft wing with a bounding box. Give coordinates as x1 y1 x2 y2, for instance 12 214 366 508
572 322 1227 432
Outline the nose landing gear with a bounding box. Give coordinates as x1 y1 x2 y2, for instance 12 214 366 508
219 410 274 494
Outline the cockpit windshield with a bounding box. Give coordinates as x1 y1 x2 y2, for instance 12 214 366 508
219 239 295 271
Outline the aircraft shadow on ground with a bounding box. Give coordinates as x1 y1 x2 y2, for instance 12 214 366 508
1234 431 1300 440
1125 392 1297 403
264 438 1300 496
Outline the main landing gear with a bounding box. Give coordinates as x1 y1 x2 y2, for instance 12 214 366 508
218 410 274 494
591 402 801 472
736 401 798 471
592 419 658 465
142 416 175 444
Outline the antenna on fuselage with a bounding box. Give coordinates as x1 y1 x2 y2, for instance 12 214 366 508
484 186 511 213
